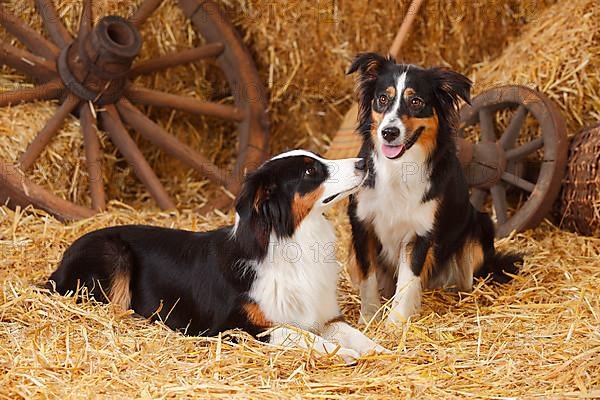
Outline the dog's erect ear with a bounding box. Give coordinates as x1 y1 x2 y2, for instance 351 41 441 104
347 53 393 125
430 67 472 108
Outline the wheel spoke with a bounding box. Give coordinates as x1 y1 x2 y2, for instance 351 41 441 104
505 137 544 161
478 108 496 142
470 188 487 211
0 79 64 107
0 42 57 81
100 105 175 210
0 4 59 59
125 86 245 122
129 0 164 28
499 105 527 150
19 94 80 171
490 185 508 224
35 0 73 48
78 0 93 38
501 172 535 192
116 99 235 190
0 161 96 221
80 103 106 211
129 43 225 77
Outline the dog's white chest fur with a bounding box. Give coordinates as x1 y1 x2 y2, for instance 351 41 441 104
248 214 340 330
356 146 437 264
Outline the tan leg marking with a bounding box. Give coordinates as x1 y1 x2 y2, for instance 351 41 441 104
419 247 436 288
109 270 132 310
243 303 272 329
456 239 484 291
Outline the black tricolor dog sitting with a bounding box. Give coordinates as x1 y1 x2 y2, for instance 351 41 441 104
345 53 522 324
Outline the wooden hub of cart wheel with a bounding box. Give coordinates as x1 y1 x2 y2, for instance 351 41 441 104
456 85 568 237
0 0 269 221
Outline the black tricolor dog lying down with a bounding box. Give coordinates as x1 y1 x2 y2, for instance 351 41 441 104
48 150 388 363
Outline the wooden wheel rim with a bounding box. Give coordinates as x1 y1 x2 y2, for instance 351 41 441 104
459 85 568 237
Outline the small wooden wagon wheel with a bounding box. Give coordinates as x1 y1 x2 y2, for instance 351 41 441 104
456 85 568 237
0 0 268 220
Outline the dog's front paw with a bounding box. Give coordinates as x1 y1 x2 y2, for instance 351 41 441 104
348 335 391 356
333 347 361 365
359 303 381 325
370 343 392 355
385 308 411 326
386 297 419 325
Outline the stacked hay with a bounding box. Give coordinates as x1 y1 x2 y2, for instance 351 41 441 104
235 0 558 150
1 0 557 209
471 0 600 134
1 205 599 398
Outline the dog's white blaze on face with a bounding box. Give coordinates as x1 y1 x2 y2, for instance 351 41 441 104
269 149 365 208
377 71 408 147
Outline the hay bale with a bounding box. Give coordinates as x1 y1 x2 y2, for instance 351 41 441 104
471 0 600 135
558 124 600 236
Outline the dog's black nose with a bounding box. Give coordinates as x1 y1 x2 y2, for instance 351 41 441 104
382 127 400 143
354 158 366 171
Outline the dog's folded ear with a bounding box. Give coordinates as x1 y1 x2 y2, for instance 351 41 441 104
348 53 394 125
430 67 472 108
347 52 391 77
234 174 274 258
234 172 294 258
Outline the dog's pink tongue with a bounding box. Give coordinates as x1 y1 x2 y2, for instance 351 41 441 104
382 144 405 159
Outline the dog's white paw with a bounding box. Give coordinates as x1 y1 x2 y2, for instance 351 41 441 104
373 343 392 355
385 308 411 326
386 297 419 326
347 334 391 356
359 303 381 325
333 347 362 364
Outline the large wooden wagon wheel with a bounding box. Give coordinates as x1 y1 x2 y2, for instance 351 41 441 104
456 86 568 237
0 0 268 220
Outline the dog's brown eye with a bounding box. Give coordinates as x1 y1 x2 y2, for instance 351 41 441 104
410 97 424 107
305 166 316 176
378 95 389 106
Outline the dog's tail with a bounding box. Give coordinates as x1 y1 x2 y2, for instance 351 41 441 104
475 251 523 284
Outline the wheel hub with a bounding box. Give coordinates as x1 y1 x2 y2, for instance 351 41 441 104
57 16 142 105
460 140 507 189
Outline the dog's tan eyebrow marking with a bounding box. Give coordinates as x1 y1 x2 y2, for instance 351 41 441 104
386 86 396 98
404 87 416 98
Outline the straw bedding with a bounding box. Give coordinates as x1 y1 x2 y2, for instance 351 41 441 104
1 205 599 398
1 0 600 398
